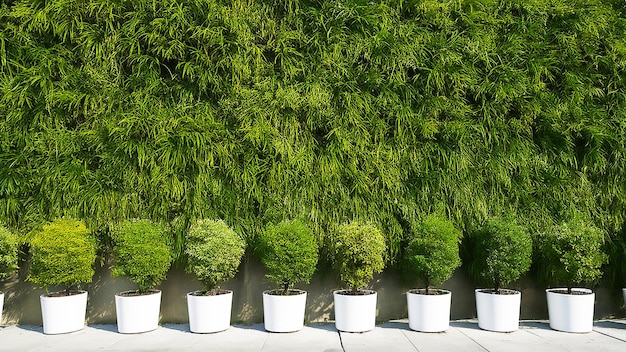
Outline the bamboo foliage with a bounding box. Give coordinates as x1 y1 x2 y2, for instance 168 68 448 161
1 0 625 265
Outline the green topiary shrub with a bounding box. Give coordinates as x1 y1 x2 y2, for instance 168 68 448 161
331 222 386 292
537 216 608 293
257 219 318 294
403 214 462 294
0 225 19 285
185 219 246 293
112 219 172 294
469 217 532 293
28 218 96 295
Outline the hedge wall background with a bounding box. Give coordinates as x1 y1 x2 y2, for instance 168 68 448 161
1 0 625 271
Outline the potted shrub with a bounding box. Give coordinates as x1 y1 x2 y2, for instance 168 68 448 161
402 214 462 332
469 217 532 332
112 219 172 334
257 219 318 332
28 218 96 334
0 225 19 324
331 221 386 332
537 216 607 333
185 219 246 333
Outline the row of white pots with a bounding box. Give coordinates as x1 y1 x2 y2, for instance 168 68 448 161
3 287 621 335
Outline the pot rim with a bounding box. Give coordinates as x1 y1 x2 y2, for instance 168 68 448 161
40 290 88 298
115 289 161 297
545 287 593 294
333 289 377 296
187 289 233 297
474 288 521 295
407 288 451 295
262 289 307 296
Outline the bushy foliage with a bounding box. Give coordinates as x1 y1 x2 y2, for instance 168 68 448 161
332 222 386 291
185 219 246 291
469 217 533 292
1 0 626 266
403 214 462 291
0 225 19 282
112 219 172 293
537 216 608 292
257 219 318 293
28 219 96 294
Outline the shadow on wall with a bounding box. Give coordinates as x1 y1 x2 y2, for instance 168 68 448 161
2 255 626 325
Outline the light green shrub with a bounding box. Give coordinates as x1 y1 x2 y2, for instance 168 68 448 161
469 217 532 292
403 214 462 292
185 219 246 292
0 226 19 283
257 219 318 293
331 222 386 292
112 219 172 293
537 216 607 292
28 218 96 294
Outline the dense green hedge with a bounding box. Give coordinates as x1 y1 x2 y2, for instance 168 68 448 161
1 0 625 265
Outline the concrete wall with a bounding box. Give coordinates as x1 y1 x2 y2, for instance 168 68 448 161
1 254 625 325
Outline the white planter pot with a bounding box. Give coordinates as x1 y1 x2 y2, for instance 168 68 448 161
0 292 4 324
40 291 88 334
622 288 626 308
263 289 307 332
187 290 233 333
333 290 377 332
115 290 161 334
475 289 521 332
546 288 595 333
406 289 451 332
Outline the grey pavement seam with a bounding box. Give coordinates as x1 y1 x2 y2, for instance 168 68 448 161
399 328 420 351
593 328 626 343
453 326 489 352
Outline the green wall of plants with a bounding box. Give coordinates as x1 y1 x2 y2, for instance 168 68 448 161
1 0 625 265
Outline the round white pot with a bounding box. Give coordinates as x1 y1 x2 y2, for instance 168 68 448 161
115 290 161 334
406 289 451 332
622 288 626 308
546 288 595 333
333 290 377 332
263 289 307 332
475 289 521 332
40 291 88 334
187 290 233 333
0 292 4 324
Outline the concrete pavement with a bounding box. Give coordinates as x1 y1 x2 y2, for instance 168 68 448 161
1 320 626 351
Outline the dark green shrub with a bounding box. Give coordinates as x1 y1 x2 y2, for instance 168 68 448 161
331 222 386 292
537 216 607 293
403 214 462 293
28 219 96 295
469 217 532 293
257 219 318 294
185 219 246 292
0 226 19 284
112 219 172 293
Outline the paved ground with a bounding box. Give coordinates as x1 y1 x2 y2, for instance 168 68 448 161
1 320 626 352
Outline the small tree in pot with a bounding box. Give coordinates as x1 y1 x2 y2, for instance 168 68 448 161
402 213 462 332
537 215 607 333
112 219 172 333
469 217 532 332
28 218 96 334
185 219 246 333
0 225 19 324
257 219 318 332
331 221 386 332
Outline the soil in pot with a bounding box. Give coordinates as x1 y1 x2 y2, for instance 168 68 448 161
335 289 376 296
476 288 519 295
117 289 161 297
408 288 449 295
189 289 231 296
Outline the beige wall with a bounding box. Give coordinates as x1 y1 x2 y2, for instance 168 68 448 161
1 255 624 326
